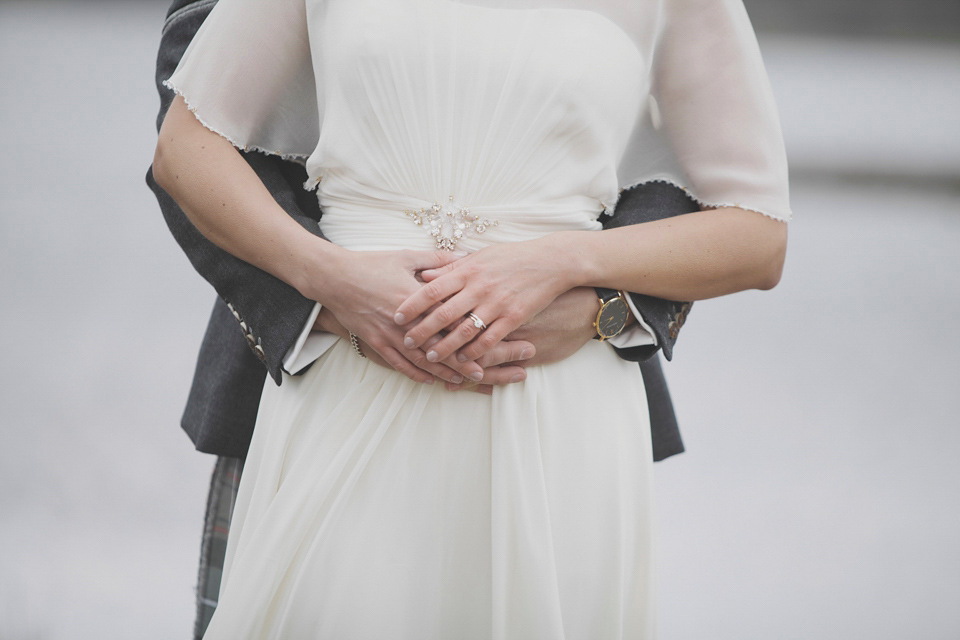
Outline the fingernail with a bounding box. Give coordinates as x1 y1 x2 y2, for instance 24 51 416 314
451 251 468 257
404 337 415 349
469 371 484 382
510 373 525 383
394 313 406 325
456 353 467 363
451 375 464 384
426 350 439 362
520 348 534 360
423 378 434 385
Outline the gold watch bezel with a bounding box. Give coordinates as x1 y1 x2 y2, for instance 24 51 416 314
594 290 629 341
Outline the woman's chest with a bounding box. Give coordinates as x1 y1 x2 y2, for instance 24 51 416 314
310 0 647 141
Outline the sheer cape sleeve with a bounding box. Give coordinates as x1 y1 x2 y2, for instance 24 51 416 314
163 0 320 164
613 0 791 221
163 0 790 221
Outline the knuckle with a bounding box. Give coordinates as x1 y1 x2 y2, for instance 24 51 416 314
436 305 457 324
485 350 507 367
424 282 445 302
439 368 459 381
486 370 506 385
408 352 426 366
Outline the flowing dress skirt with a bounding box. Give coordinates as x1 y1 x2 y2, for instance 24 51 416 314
203 334 655 639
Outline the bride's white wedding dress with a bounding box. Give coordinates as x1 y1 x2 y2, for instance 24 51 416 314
166 0 790 637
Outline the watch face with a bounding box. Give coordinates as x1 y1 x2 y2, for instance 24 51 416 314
598 298 629 338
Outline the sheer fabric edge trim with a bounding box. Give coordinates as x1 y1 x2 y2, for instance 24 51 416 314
610 178 792 223
163 80 313 167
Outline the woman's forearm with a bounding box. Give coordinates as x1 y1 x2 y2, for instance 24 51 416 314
396 206 787 361
553 207 787 301
154 97 490 385
153 96 345 301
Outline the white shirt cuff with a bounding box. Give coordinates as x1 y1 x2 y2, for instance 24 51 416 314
606 294 657 349
283 293 659 373
282 303 340 374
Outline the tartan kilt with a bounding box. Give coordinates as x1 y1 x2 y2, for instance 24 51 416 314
194 456 244 640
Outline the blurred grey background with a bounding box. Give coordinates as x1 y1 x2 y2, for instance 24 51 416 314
1 0 958 638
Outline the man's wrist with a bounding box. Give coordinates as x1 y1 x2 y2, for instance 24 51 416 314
592 288 635 340
314 306 348 340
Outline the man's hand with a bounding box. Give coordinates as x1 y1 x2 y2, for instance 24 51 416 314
308 249 493 385
314 307 534 391
444 287 633 394
393 235 574 364
317 284 634 396
504 286 600 366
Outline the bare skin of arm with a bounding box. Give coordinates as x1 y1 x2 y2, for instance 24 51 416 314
154 96 483 384
397 205 786 363
155 96 614 387
316 285 609 393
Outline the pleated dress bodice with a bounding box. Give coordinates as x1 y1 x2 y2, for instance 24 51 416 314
307 0 647 252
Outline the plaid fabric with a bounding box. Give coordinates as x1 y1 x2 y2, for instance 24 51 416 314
193 456 244 640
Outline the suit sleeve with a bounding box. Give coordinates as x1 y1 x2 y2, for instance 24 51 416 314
600 180 700 362
146 0 324 384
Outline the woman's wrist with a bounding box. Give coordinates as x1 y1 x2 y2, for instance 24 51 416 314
286 235 351 305
541 230 599 291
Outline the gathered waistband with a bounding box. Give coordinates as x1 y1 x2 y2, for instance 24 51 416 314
316 182 604 252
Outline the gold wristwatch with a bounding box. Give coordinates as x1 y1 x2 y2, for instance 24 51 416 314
593 288 630 341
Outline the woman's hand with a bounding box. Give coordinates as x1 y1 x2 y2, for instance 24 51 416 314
395 205 787 367
392 235 576 364
441 286 602 394
315 307 534 391
306 248 514 384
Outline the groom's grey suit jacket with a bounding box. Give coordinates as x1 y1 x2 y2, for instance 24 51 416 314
147 0 698 463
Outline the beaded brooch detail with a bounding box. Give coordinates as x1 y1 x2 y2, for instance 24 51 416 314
405 196 499 251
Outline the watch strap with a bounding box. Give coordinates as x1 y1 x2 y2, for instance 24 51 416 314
595 287 620 304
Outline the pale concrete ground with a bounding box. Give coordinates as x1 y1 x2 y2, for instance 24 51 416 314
0 2 957 639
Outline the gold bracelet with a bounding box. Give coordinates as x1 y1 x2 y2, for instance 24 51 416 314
349 332 367 358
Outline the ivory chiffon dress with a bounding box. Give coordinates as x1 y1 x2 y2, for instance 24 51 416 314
165 0 791 637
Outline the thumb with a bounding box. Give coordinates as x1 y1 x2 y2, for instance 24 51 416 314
407 249 467 272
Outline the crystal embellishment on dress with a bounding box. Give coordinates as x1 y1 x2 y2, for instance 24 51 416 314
405 196 499 251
